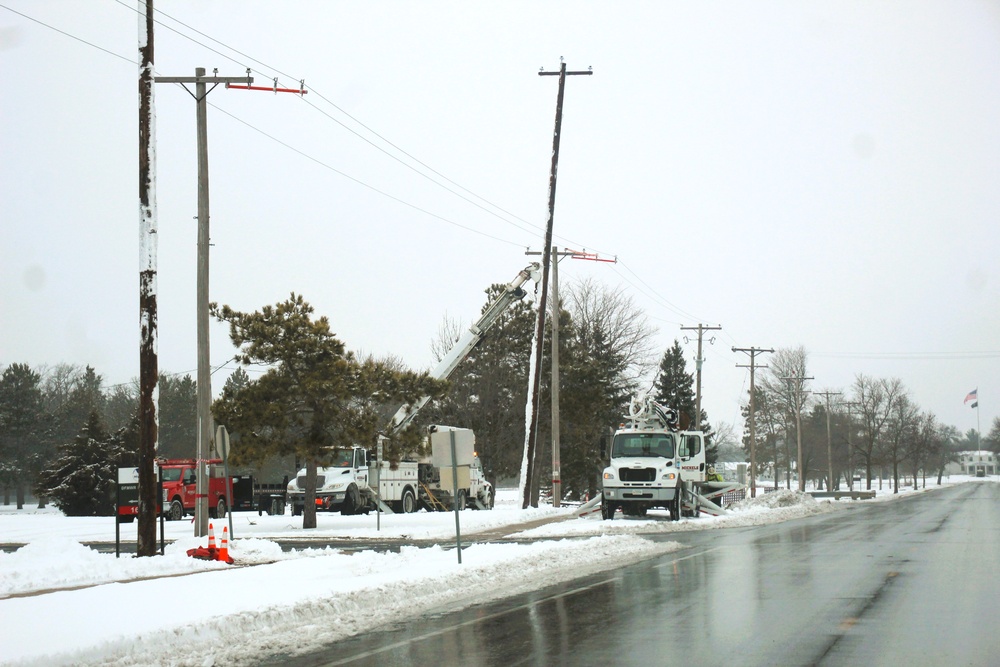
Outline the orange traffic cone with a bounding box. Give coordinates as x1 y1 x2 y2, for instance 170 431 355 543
218 526 231 563
208 522 217 551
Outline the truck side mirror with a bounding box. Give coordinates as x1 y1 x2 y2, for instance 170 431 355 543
599 435 608 460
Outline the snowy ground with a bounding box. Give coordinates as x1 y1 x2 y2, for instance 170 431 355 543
0 477 991 666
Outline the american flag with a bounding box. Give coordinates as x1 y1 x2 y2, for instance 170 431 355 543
964 388 978 405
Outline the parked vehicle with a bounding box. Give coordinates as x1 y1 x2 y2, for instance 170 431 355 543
158 458 253 521
601 395 719 520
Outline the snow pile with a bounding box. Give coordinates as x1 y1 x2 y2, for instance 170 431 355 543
1 535 681 667
732 488 817 510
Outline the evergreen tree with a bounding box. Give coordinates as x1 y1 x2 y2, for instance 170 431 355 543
158 373 197 459
555 311 632 500
211 294 448 529
653 340 717 463
0 363 47 508
35 410 137 516
40 365 107 475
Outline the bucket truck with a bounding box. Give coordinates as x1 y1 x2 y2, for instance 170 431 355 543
286 263 541 515
600 394 739 520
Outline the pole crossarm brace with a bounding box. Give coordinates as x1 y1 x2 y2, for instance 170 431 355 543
155 73 253 102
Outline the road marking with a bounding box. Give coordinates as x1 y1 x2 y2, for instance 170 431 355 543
653 545 724 568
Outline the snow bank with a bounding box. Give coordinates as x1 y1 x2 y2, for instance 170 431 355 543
1 535 681 667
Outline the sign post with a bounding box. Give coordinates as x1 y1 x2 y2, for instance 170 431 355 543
117 466 162 557
216 425 234 539
374 436 385 531
430 427 475 564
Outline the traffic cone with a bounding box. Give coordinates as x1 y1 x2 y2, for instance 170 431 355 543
218 526 231 563
208 522 217 551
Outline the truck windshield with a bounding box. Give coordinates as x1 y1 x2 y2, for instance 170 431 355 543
612 433 674 458
329 450 354 467
161 468 181 482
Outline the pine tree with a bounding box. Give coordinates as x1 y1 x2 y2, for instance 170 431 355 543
158 373 197 459
653 340 717 463
211 294 448 529
35 410 137 516
0 363 47 508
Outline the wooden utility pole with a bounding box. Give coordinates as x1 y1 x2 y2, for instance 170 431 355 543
137 0 158 557
844 401 859 491
681 324 721 428
526 247 577 507
732 346 772 497
155 68 253 536
781 375 813 492
815 390 842 491
522 61 591 509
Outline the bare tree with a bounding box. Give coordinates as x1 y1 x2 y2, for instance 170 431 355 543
760 347 811 490
883 389 918 493
852 375 905 490
563 277 658 387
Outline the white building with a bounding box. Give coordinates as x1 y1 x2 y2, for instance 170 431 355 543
945 451 997 477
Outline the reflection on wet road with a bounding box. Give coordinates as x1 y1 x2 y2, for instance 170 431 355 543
278 483 1000 666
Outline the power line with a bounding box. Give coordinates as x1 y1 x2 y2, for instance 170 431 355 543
11 2 729 352
209 103 527 248
0 2 134 63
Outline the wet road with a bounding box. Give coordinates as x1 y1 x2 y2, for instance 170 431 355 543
278 482 1000 667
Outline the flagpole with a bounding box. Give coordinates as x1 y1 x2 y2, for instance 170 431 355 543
976 397 981 450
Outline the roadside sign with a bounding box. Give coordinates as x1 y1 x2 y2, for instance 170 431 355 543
430 427 475 467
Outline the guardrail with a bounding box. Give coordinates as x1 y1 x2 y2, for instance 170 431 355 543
808 490 876 500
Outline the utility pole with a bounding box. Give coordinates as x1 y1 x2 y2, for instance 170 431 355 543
781 375 813 492
843 401 859 491
136 0 158 558
526 247 578 508
815 390 842 491
522 60 591 510
154 68 254 537
681 324 721 428
733 347 772 497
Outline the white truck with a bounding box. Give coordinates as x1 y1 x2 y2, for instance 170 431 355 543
601 394 728 520
286 437 493 516
286 263 541 516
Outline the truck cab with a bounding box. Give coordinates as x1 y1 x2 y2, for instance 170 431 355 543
600 396 706 521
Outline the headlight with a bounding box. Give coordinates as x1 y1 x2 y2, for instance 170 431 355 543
323 480 348 491
662 472 676 480
603 471 616 480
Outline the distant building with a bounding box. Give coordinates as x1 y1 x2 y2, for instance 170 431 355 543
944 451 997 477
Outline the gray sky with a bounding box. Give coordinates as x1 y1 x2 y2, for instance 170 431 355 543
2 1 998 438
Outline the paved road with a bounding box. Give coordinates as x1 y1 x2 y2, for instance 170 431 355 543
276 482 1000 667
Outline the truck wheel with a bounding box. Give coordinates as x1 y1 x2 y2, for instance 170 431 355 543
168 499 184 521
601 498 614 521
454 490 467 511
292 503 303 517
216 498 227 520
341 485 360 516
401 488 417 514
481 487 494 510
670 490 681 522
269 498 285 516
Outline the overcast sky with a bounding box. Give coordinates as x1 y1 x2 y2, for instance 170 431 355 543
2 1 998 439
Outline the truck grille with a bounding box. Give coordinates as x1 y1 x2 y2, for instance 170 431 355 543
297 475 324 489
620 467 655 482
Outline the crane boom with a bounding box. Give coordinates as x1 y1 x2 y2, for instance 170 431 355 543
387 263 541 435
